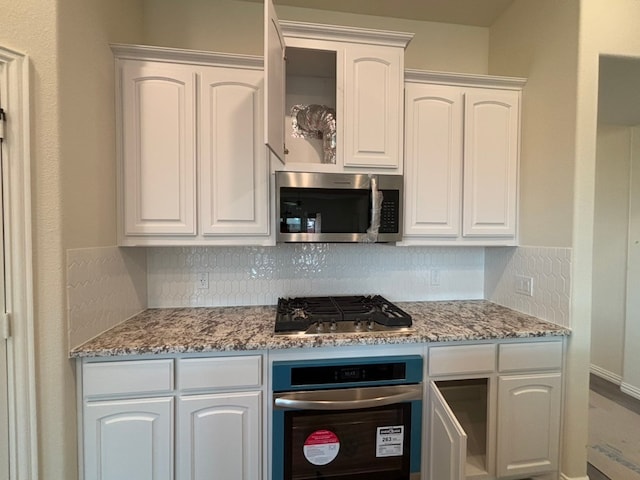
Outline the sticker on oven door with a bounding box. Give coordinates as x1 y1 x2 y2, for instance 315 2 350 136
376 426 404 457
303 430 340 465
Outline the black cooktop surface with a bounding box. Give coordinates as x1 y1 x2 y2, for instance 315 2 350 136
274 295 412 335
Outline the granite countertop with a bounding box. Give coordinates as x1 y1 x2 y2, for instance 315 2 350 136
70 300 571 358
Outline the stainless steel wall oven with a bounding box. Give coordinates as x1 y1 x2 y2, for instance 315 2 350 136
272 355 423 480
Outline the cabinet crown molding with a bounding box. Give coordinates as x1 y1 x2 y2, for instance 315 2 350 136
279 20 414 48
404 69 526 90
110 43 263 70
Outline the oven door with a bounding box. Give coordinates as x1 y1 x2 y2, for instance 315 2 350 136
273 385 422 480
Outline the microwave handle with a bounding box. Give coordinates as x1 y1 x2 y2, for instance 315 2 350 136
273 384 421 411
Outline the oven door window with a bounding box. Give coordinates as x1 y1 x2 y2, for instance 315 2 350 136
284 403 411 480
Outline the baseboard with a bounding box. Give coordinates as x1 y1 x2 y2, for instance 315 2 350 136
620 381 640 400
590 364 622 385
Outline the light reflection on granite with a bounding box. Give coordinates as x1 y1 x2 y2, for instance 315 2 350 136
69 300 571 358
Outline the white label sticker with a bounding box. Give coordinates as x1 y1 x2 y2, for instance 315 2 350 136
376 425 404 457
303 430 340 466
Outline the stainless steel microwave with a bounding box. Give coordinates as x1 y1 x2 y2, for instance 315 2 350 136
276 171 403 243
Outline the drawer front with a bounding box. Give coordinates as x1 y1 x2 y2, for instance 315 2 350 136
83 359 174 397
428 344 496 376
178 355 262 391
499 341 563 372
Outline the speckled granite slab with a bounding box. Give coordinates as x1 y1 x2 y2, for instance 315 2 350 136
69 300 570 358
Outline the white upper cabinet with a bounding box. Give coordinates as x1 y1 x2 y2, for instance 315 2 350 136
463 89 520 238
264 2 412 173
402 71 525 245
120 60 197 237
343 44 404 169
199 67 269 237
404 83 463 237
115 45 272 246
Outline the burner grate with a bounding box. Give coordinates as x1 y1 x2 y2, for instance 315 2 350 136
274 295 412 334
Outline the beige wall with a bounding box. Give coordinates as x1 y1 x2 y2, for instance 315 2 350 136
489 1 589 478
591 124 631 380
489 1 579 248
0 0 143 478
142 0 490 73
623 126 640 396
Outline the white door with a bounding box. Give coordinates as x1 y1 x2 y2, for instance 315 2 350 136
496 373 562 478
83 397 174 480
403 83 463 237
177 391 262 480
199 67 269 236
428 381 467 480
264 0 286 163
0 104 9 479
462 88 519 237
343 45 403 169
120 60 197 236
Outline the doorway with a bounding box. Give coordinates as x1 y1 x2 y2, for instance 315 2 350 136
589 53 640 479
0 45 38 479
592 54 640 399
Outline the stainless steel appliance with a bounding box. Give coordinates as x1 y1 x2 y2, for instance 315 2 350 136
276 171 403 243
274 295 413 335
272 355 423 480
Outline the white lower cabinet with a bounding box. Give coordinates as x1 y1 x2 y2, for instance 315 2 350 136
83 397 174 480
80 355 264 480
425 340 563 480
177 391 262 480
496 373 562 478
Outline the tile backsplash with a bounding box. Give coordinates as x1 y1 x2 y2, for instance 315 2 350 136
485 246 572 327
66 246 147 348
66 244 572 347
146 245 486 307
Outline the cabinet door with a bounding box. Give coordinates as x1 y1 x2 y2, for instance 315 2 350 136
199 67 269 236
496 373 561 478
264 0 286 163
428 381 466 480
84 397 174 480
343 45 403 169
404 83 463 237
120 60 197 236
462 89 519 237
177 391 262 480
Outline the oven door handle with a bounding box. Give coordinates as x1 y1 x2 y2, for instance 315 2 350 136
273 384 422 411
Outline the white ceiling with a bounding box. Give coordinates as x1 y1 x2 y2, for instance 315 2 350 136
599 56 640 126
242 0 515 27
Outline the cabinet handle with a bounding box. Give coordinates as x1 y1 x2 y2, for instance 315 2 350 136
273 384 422 411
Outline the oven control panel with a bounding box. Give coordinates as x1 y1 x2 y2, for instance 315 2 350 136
272 355 423 392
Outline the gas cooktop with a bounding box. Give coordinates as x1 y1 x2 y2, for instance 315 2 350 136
274 295 413 335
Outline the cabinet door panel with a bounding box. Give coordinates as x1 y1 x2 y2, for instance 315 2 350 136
463 89 519 237
264 0 286 163
84 397 173 480
497 373 561 477
200 68 269 236
344 46 402 169
428 381 466 480
177 391 262 480
121 61 196 236
404 83 462 236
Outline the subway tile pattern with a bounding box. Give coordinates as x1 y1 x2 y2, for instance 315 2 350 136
67 246 148 349
146 245 486 307
484 246 572 327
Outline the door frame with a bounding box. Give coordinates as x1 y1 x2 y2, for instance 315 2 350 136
0 45 38 480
